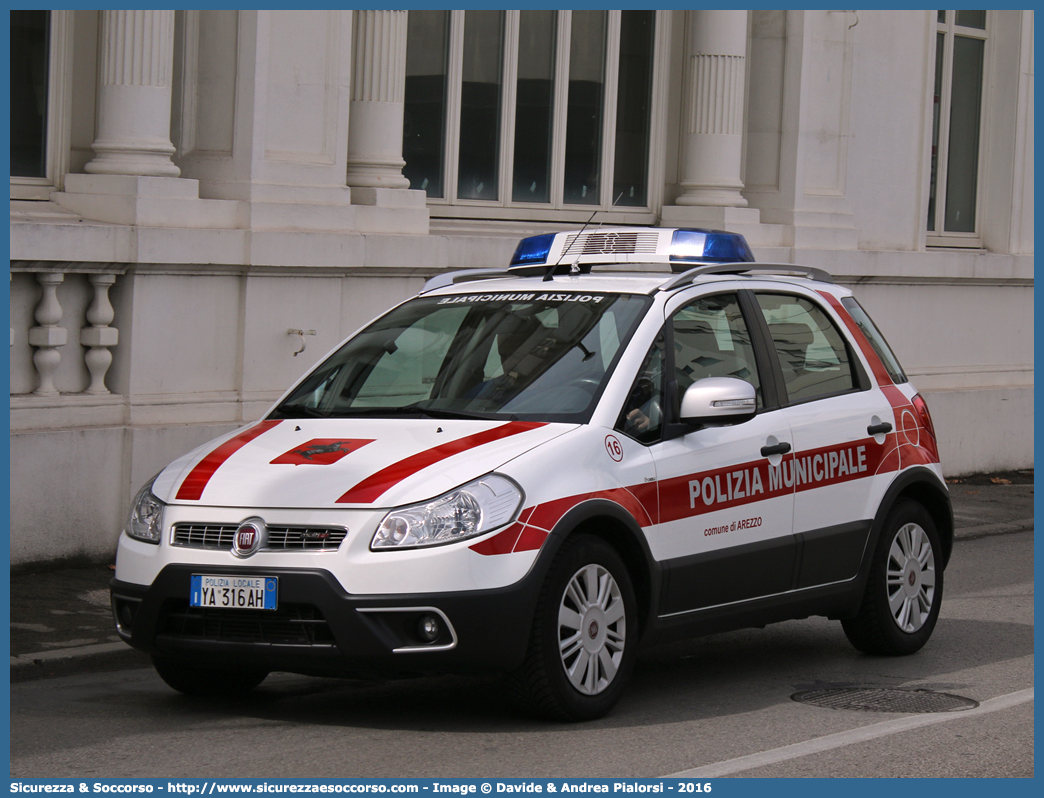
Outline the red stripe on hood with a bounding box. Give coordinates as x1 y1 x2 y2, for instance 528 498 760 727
176 420 282 501
336 421 546 504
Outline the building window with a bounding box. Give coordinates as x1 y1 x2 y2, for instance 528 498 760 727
512 10 556 203
457 10 504 201
10 10 50 178
10 9 70 200
403 11 450 198
927 11 987 244
403 9 660 219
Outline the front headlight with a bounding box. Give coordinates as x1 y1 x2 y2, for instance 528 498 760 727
126 476 166 544
372 474 523 550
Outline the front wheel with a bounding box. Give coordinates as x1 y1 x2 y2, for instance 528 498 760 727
509 535 638 721
842 499 943 655
152 655 268 696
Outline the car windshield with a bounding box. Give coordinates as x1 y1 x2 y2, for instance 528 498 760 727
271 291 651 423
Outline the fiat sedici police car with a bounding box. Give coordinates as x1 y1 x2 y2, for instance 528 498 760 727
112 228 952 720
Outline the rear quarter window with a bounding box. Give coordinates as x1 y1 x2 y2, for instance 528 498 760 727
840 296 908 384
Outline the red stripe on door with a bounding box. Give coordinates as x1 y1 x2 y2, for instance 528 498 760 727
336 421 547 504
176 420 283 501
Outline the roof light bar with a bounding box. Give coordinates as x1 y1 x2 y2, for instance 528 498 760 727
510 234 556 266
669 229 754 266
507 227 755 272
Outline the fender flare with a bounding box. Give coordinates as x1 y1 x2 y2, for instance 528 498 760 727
859 466 954 582
526 498 661 644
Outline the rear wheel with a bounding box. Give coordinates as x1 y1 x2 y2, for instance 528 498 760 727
509 534 637 721
152 655 268 696
842 499 943 655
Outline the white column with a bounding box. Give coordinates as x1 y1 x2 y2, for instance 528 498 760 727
84 10 180 177
28 273 66 396
345 10 411 189
675 10 748 207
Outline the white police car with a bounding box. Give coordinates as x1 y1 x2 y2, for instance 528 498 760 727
112 227 952 720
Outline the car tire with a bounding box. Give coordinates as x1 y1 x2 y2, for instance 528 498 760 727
152 655 269 696
842 498 943 656
509 534 637 721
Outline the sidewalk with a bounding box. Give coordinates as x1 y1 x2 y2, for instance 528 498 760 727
9 471 1033 682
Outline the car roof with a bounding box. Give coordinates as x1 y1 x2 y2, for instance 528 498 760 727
420 263 842 299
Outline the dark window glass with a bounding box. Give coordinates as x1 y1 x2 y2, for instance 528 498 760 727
457 10 503 201
672 294 762 406
756 294 856 404
403 11 449 197
618 332 665 443
10 10 49 178
927 31 944 231
955 11 986 29
944 35 984 233
512 11 556 203
937 11 947 23
563 10 606 205
840 297 907 385
612 11 654 207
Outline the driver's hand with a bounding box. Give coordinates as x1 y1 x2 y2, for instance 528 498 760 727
626 408 650 432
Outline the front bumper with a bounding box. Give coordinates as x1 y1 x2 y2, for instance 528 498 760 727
111 563 543 678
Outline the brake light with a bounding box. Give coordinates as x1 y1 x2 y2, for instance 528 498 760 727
911 393 937 440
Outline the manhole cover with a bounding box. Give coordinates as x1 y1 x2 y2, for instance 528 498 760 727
792 687 979 713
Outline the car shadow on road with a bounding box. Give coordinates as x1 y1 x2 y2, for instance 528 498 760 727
134 614 1032 733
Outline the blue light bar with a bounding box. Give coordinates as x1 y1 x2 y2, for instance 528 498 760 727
669 229 754 264
510 234 556 266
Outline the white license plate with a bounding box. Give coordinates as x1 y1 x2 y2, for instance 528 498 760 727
190 574 278 610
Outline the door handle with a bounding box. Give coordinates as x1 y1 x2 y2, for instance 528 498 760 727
867 422 893 435
761 442 792 457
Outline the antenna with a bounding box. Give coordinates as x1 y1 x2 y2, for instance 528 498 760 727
542 191 626 282
543 208 598 282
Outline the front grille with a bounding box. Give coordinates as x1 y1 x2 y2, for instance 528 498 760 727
172 523 347 552
160 600 336 646
173 523 236 549
561 231 660 257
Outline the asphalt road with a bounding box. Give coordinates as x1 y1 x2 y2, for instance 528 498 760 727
9 530 1033 779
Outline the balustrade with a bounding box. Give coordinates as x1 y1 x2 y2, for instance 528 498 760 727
10 265 122 397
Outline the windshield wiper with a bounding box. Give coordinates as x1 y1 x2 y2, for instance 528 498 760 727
273 402 513 421
332 404 514 421
414 405 516 421
320 405 428 418
271 403 330 419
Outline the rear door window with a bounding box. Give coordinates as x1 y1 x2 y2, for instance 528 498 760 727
755 293 857 404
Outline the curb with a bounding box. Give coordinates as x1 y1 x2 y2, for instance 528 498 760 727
953 518 1034 540
9 520 1034 683
11 642 150 683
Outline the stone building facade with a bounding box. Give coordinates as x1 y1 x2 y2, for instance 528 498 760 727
9 9 1034 565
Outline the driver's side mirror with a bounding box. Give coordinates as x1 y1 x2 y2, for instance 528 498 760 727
679 377 757 424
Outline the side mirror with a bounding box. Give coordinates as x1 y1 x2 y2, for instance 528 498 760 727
679 377 757 424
